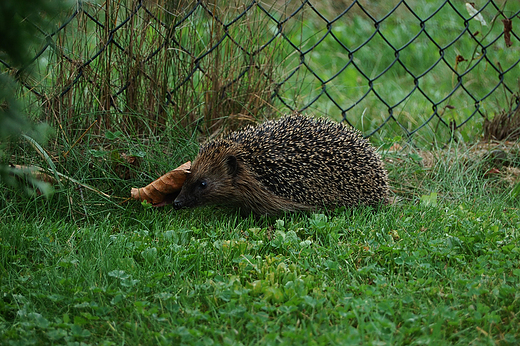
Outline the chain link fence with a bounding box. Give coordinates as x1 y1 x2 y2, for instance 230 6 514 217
2 0 519 143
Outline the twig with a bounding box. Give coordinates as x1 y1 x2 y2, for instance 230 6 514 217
62 119 98 158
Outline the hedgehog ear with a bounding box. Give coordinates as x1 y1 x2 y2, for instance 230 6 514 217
225 155 238 176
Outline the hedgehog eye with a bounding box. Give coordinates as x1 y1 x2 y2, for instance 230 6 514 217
198 180 207 189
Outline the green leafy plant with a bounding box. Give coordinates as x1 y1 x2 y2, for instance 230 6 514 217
0 0 68 193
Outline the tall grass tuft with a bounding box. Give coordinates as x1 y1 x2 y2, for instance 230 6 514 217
26 0 280 141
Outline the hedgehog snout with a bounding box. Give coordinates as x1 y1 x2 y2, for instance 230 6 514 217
173 193 188 210
173 199 183 210
173 185 199 209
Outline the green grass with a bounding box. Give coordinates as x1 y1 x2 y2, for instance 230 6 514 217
274 0 520 145
2 1 520 344
1 134 520 345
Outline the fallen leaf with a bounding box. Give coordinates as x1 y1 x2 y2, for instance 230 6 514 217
502 18 512 47
455 55 466 63
11 164 57 184
465 3 487 26
484 168 500 177
389 143 402 151
389 229 400 241
131 161 191 207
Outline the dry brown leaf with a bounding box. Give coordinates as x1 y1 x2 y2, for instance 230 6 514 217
12 164 57 184
502 18 512 48
131 161 191 207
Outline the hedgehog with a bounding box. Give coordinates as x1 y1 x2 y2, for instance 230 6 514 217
173 114 389 216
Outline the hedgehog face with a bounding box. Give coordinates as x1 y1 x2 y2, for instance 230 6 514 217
173 153 240 210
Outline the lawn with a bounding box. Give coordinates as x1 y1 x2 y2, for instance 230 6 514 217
1 138 519 345
1 0 520 344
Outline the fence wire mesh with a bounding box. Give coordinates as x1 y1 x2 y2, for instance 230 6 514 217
2 0 519 142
